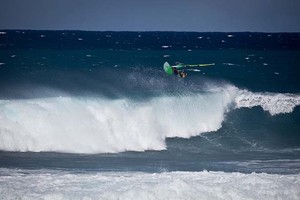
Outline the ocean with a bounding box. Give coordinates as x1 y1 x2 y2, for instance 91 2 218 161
0 30 300 199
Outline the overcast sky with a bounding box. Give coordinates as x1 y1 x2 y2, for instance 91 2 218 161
0 0 300 32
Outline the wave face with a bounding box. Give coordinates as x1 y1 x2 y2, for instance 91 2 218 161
0 169 299 200
1 85 299 154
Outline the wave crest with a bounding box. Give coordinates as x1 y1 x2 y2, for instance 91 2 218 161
235 90 300 115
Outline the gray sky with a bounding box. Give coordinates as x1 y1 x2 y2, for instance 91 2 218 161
0 0 300 32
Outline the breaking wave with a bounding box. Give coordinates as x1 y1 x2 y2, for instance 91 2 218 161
0 85 299 153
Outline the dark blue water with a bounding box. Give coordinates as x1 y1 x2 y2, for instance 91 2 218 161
0 30 300 175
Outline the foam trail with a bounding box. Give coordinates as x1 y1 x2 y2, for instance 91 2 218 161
0 169 299 200
0 86 300 153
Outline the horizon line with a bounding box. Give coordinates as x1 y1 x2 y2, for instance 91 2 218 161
1 29 300 34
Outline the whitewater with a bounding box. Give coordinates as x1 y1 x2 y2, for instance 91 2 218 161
0 169 299 200
1 85 299 154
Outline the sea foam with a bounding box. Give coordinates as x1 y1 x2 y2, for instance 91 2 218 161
0 169 299 200
0 86 299 153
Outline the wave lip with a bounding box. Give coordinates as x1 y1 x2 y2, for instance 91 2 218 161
235 90 300 115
